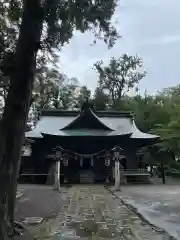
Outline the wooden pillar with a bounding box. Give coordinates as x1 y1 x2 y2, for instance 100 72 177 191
91 155 93 166
80 156 83 167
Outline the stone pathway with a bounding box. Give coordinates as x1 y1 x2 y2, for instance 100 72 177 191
30 185 166 240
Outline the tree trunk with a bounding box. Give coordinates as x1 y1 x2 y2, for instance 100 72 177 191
0 1 43 239
6 155 22 236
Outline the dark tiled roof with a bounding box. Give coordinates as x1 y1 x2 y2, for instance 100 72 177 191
26 108 158 139
41 109 133 118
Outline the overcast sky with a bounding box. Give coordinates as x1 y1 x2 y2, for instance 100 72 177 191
58 0 180 95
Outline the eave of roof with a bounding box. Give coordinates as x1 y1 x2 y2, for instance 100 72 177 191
41 109 133 118
130 121 159 139
25 131 43 138
41 130 131 137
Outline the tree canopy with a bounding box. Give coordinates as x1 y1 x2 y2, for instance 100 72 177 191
94 54 146 108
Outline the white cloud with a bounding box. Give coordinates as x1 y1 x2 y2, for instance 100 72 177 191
57 0 180 94
161 35 180 44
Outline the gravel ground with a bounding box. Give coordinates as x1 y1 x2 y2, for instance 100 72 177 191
16 184 63 221
11 184 65 240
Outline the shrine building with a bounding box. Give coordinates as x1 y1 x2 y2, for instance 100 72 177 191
22 102 159 184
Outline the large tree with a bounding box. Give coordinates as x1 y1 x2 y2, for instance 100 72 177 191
0 0 119 238
93 87 109 110
94 54 146 109
150 86 180 157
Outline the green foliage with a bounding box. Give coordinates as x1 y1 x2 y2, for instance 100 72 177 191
94 54 146 107
166 169 180 178
149 89 180 156
0 0 119 100
0 0 119 115
1 0 119 50
76 86 91 107
93 87 108 110
170 161 180 170
44 0 119 48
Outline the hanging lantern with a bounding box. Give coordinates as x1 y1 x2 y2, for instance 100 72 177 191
63 158 68 166
105 157 110 166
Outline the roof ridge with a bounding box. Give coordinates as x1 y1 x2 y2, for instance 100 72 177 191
41 109 133 118
61 108 114 131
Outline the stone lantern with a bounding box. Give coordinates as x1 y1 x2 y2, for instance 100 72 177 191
22 138 34 156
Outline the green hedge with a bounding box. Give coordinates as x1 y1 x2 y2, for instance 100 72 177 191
170 162 180 171
166 169 180 178
166 161 180 178
167 172 180 178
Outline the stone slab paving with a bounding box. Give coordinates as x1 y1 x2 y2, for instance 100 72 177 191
31 185 166 240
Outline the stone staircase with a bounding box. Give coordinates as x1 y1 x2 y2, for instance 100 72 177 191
80 170 94 184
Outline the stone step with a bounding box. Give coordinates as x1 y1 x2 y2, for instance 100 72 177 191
80 176 93 178
80 176 93 179
80 173 94 184
80 179 94 184
80 175 94 178
80 174 94 177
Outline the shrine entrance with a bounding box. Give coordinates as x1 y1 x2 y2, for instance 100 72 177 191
82 157 91 170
